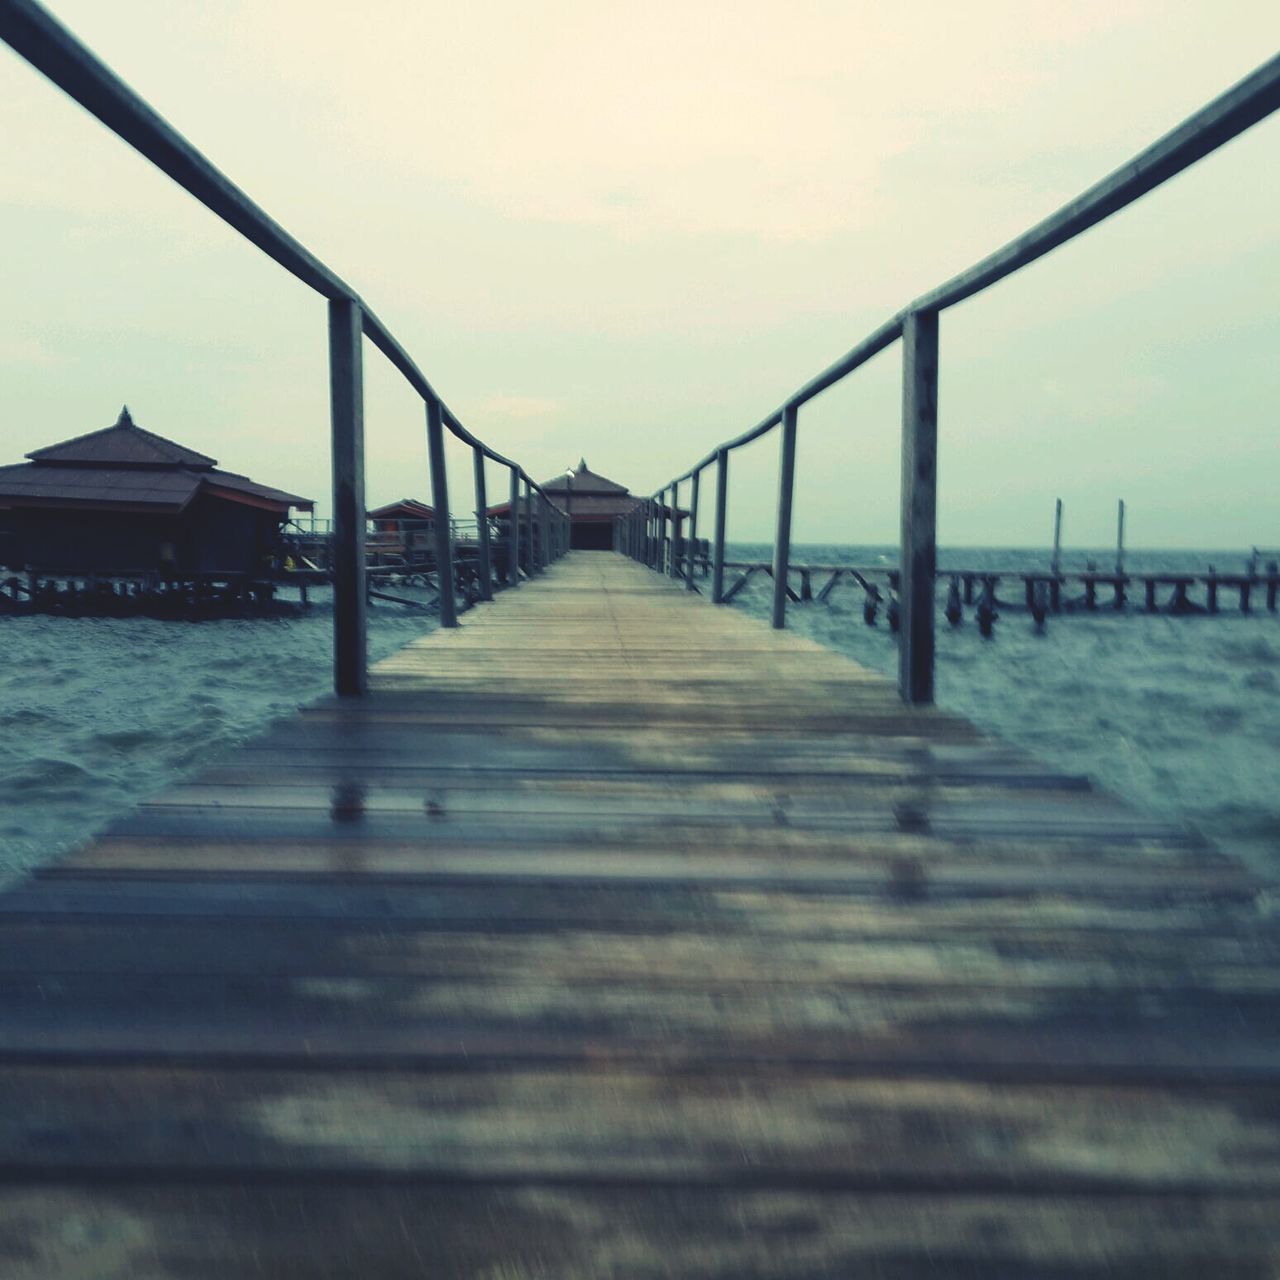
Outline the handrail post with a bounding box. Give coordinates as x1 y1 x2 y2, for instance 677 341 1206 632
524 477 537 575
668 480 680 578
425 396 458 627
328 297 367 696
899 309 939 704
507 467 520 587
686 468 700 591
472 446 492 601
539 494 550 568
711 449 728 603
771 403 798 629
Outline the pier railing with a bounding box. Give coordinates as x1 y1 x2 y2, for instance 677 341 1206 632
0 0 571 695
619 53 1280 706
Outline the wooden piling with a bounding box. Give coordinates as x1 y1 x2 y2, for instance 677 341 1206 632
1051 498 1063 578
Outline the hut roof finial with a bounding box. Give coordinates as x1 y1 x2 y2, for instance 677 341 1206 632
577 458 588 473
117 405 134 428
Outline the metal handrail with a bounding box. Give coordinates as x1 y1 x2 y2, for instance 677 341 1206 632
0 0 573 692
631 50 1280 703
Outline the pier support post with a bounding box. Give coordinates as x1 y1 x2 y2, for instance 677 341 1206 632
771 404 798 629
425 396 457 627
1051 498 1063 578
899 309 939 705
472 448 492 601
712 449 729 603
686 468 701 590
328 297 367 696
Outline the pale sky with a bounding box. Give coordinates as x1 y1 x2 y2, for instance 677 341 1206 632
1 1 1277 547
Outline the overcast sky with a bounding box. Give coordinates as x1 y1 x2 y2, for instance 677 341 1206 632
1 1 1277 547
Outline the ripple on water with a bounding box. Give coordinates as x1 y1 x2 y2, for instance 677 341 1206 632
0 599 434 881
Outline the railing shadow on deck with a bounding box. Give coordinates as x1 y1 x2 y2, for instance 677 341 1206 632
615 52 1280 706
0 0 572 695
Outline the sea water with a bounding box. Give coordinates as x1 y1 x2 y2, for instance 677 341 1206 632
0 589 434 882
1 549 1277 883
725 545 1280 877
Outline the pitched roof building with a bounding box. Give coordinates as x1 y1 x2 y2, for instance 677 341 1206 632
0 407 312 576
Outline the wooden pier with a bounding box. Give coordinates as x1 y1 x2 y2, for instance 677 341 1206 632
3 552 1279 1275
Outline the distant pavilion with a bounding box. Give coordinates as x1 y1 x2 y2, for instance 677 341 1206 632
488 459 682 552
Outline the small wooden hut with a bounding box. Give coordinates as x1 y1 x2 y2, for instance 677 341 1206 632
367 499 435 566
0 407 312 577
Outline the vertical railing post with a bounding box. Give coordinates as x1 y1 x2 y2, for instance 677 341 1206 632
425 396 458 627
539 494 550 568
686 468 700 591
524 477 537 575
668 480 681 578
472 447 492 601
711 448 729 603
899 309 939 704
328 298 367 696
507 467 520 586
771 404 798 629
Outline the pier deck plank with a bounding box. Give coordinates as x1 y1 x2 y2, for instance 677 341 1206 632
2 551 1278 1277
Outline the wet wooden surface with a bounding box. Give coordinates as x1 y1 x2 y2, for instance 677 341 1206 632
3 551 1278 1277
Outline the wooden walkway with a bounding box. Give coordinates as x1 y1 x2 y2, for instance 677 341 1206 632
2 551 1279 1277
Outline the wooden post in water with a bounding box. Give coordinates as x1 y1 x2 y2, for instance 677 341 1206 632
507 467 520 586
1115 499 1126 576
711 448 729 603
472 447 492 601
425 396 457 627
771 404 798 629
899 310 939 705
1051 498 1063 577
686 468 701 590
328 298 367 696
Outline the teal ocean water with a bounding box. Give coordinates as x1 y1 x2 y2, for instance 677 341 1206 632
1 547 1277 881
726 544 1280 876
0 589 434 882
